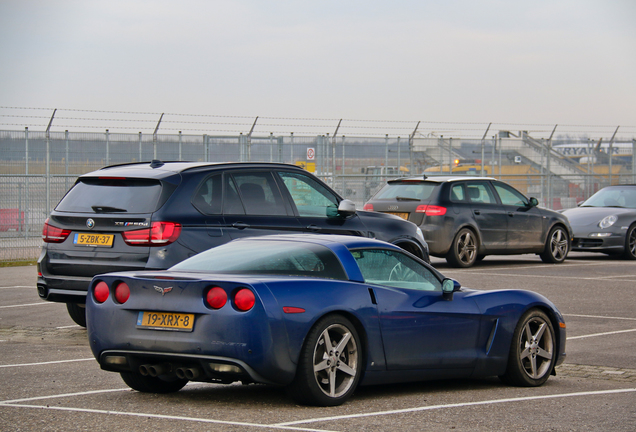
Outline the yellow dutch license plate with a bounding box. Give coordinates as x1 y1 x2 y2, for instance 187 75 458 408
386 212 409 220
137 311 195 332
74 233 114 247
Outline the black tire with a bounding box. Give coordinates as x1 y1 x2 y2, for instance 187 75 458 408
287 314 362 406
120 372 188 393
539 225 569 263
623 225 636 260
446 228 478 268
500 309 556 387
66 302 87 327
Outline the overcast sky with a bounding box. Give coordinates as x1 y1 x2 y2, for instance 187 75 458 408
1 0 634 133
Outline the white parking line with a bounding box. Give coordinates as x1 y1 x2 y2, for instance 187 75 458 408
444 271 636 283
0 358 94 368
454 261 622 273
0 302 55 309
275 388 636 426
0 286 33 289
0 403 336 432
564 313 636 321
567 328 636 340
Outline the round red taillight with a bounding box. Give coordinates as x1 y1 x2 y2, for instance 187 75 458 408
206 287 227 309
94 281 109 303
234 288 255 312
114 282 130 304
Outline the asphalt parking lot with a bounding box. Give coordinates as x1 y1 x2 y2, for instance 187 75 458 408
1 252 635 431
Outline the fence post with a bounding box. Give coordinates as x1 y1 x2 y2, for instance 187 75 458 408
46 129 50 216
449 138 454 174
24 127 29 236
105 129 110 166
633 139 636 184
65 130 69 190
397 136 401 173
291 132 294 164
204 134 209 162
341 135 346 193
269 132 274 162
178 131 182 161
138 132 142 162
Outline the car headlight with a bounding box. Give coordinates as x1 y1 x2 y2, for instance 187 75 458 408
599 215 617 229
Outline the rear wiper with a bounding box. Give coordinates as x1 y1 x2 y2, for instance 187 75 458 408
92 206 127 213
395 196 420 201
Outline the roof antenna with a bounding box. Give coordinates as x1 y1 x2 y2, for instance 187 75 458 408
150 159 164 168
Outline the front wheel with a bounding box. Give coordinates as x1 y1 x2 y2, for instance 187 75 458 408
287 314 362 406
539 226 569 263
120 372 188 393
446 228 478 268
500 309 556 387
623 225 636 260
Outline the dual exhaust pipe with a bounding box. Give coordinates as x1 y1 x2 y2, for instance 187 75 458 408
139 363 202 380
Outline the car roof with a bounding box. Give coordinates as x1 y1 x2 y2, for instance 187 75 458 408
388 175 497 183
230 233 402 251
79 161 306 180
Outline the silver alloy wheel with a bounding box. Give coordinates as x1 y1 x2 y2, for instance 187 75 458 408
549 227 569 261
626 226 636 259
518 316 554 380
457 230 477 265
312 323 359 399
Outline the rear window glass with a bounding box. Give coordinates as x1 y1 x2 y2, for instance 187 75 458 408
373 182 437 201
172 240 347 280
55 178 162 213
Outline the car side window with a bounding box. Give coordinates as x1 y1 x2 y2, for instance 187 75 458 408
277 171 339 217
494 183 528 207
223 176 246 214
450 183 465 202
230 172 288 216
192 174 223 214
351 248 441 291
466 182 496 204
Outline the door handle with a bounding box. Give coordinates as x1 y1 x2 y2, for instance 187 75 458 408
306 224 322 232
232 222 250 229
473 210 480 215
508 212 514 217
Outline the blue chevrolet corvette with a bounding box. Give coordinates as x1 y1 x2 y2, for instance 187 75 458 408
86 234 566 406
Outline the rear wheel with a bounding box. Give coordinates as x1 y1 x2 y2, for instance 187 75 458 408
539 226 569 263
446 228 478 268
120 372 188 393
287 314 362 406
66 302 86 327
623 225 636 260
500 309 555 387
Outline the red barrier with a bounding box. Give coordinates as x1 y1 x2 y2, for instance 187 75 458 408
0 209 25 231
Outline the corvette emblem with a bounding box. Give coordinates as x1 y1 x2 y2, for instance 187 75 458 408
86 218 95 229
154 286 173 295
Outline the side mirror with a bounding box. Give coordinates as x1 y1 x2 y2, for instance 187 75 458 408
528 197 539 207
442 278 460 301
337 199 356 217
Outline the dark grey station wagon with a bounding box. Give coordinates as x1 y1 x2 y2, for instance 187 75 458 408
364 176 572 268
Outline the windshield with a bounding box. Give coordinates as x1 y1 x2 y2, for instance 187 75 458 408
581 186 636 209
373 182 437 201
171 240 347 280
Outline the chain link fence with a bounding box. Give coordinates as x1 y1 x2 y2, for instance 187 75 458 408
1 128 635 262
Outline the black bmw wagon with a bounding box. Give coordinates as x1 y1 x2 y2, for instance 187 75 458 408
38 161 428 326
